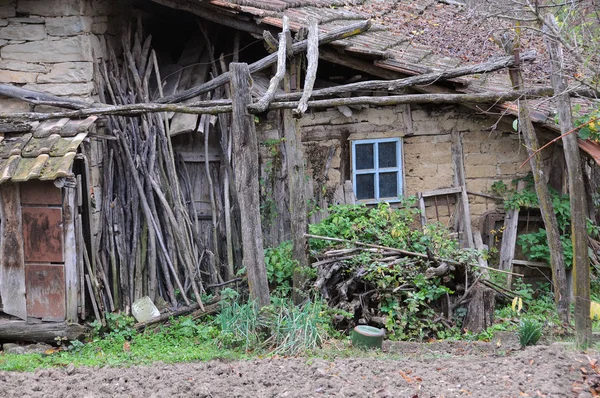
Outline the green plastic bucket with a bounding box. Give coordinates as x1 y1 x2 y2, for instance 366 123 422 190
351 325 385 349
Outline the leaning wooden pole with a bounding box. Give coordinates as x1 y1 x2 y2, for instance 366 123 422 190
504 35 570 324
230 62 270 308
545 14 590 347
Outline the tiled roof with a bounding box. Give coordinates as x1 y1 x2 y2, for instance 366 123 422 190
159 0 600 163
0 117 95 184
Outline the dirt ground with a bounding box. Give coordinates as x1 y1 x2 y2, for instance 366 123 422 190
1 337 598 398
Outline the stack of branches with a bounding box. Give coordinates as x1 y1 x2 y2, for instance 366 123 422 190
91 25 214 318
308 233 501 337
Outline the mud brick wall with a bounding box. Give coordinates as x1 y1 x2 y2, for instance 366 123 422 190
258 103 533 237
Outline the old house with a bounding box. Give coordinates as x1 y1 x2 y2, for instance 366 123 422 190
0 0 597 341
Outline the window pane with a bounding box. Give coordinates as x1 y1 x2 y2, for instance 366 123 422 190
355 144 374 170
379 172 398 198
378 142 397 168
356 174 375 200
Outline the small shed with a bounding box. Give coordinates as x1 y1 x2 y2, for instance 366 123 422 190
0 117 95 342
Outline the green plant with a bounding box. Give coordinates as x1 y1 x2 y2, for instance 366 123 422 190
264 241 299 296
518 318 543 347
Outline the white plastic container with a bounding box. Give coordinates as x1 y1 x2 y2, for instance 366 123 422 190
131 296 160 323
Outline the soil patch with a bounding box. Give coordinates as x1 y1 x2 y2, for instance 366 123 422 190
0 340 597 397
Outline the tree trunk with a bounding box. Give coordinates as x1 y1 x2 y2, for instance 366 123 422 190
544 14 590 347
230 62 270 308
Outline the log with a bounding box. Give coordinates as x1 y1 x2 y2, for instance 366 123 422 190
134 301 219 331
158 20 372 103
230 63 270 308
0 88 555 122
0 321 88 344
0 84 91 109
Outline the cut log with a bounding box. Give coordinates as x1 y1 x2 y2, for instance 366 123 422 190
461 283 495 333
0 320 87 344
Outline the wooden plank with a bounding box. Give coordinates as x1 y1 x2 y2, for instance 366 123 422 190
473 228 489 276
19 181 62 205
343 180 356 205
178 151 221 163
230 62 270 308
451 130 474 248
498 208 519 272
76 214 85 319
22 207 63 263
512 259 550 268
25 264 65 321
420 186 462 198
0 183 27 320
63 186 77 322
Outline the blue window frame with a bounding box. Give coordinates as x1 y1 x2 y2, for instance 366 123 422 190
352 138 403 203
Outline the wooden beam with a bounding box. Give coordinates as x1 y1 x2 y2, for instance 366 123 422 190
63 186 78 322
230 62 270 308
451 130 474 248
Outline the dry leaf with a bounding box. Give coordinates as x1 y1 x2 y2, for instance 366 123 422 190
123 341 131 352
529 359 534 365
399 370 414 384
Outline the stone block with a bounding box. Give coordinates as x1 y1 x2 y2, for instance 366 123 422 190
0 97 30 112
0 24 45 40
22 82 94 96
0 69 38 82
0 59 47 72
37 61 92 83
1 35 92 62
46 16 92 36
466 178 493 194
0 20 7 27
464 153 495 167
17 0 87 16
7 16 44 24
0 1 15 19
0 39 8 47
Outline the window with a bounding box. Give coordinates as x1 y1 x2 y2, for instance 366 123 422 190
352 138 403 202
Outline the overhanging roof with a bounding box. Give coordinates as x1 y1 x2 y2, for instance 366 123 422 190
0 116 96 184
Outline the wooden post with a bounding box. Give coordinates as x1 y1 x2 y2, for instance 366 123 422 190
451 130 474 248
545 14 590 347
230 62 270 308
283 39 310 304
63 186 78 322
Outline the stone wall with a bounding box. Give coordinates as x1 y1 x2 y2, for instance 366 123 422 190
0 0 119 104
257 103 533 238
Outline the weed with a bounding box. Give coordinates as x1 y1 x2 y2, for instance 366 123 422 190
518 318 543 347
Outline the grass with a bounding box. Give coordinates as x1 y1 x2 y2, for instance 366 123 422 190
0 318 246 372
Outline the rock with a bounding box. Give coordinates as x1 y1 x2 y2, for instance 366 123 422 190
16 0 87 17
22 82 94 96
1 36 92 62
46 16 92 36
65 364 75 375
0 60 48 73
0 24 46 41
3 342 52 354
0 69 38 83
37 62 92 83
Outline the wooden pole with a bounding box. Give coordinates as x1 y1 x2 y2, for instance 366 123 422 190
230 62 270 308
545 14 590 347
